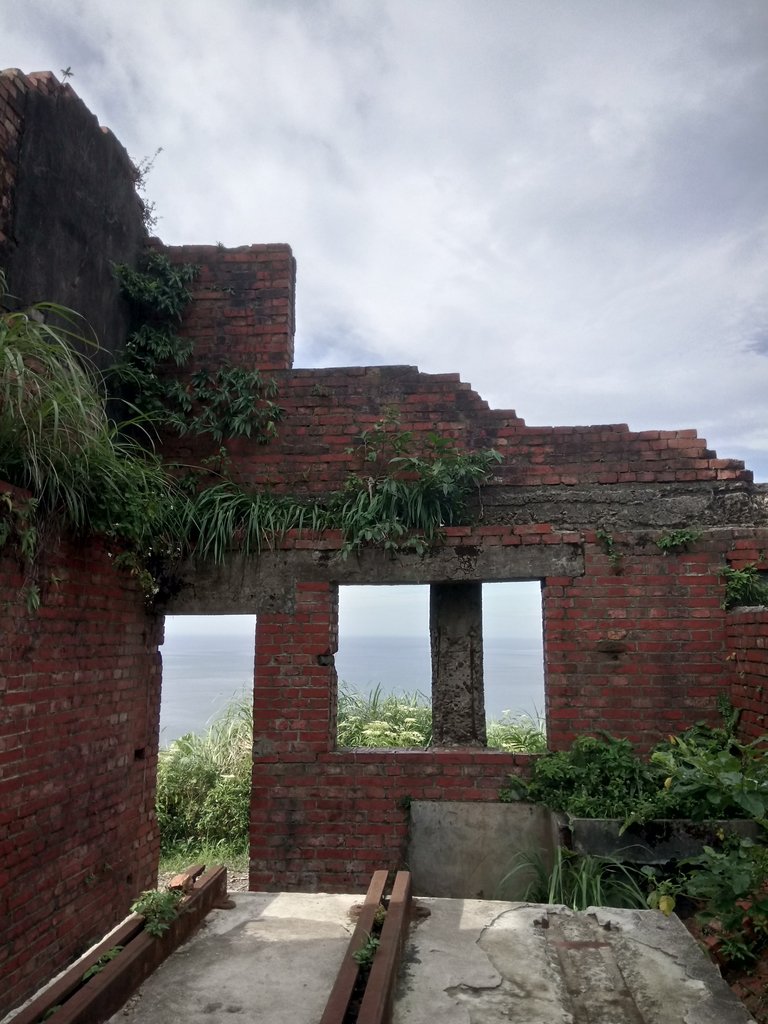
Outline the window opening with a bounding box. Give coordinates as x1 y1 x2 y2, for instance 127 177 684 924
336 585 431 748
158 614 256 863
483 581 545 735
160 614 256 746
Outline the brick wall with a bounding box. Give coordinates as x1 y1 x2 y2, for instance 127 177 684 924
0 485 161 1017
249 581 534 891
243 526 768 891
728 611 768 742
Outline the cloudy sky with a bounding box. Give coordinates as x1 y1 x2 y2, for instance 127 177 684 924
5 0 768 484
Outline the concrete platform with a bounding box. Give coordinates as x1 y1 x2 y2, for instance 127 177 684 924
107 892 359 1024
106 894 755 1024
396 900 755 1024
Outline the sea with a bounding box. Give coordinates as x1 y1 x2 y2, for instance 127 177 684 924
158 628 544 745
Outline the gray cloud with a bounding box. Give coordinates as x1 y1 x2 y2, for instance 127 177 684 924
5 0 768 478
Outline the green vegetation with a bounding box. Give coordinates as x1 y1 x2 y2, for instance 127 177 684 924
1 263 503 607
337 686 433 748
130 888 183 937
81 946 123 981
113 252 283 444
335 426 502 557
352 933 381 969
485 710 546 754
498 700 768 968
720 563 768 610
157 694 253 857
656 528 702 554
595 527 623 573
499 847 648 911
501 699 763 825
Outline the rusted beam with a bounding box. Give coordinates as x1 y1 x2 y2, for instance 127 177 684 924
319 869 388 1024
10 865 228 1024
358 871 412 1024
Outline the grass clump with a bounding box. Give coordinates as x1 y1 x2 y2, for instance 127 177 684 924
337 685 433 748
157 693 252 858
498 847 648 910
336 686 546 751
486 710 547 753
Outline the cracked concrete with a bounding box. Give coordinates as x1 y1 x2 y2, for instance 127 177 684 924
97 893 754 1024
394 901 755 1024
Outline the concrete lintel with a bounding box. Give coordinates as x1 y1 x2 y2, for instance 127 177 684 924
162 544 583 615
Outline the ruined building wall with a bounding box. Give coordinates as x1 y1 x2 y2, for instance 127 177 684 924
0 490 162 1017
0 68 145 366
2 71 768 1009
155 246 768 891
728 611 768 742
0 71 158 1015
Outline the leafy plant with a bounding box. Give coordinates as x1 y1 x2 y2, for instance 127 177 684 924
651 731 768 822
719 564 768 610
643 869 686 917
334 426 501 558
130 889 183 937
352 932 381 969
685 837 768 964
113 252 283 445
656 528 702 554
595 527 623 573
498 847 648 910
512 734 662 819
82 946 123 981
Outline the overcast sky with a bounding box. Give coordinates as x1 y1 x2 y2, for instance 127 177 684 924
5 0 767 484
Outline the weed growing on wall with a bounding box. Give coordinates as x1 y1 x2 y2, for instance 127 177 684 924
113 252 283 444
0 271 186 601
1 265 503 606
720 564 768 610
656 528 702 554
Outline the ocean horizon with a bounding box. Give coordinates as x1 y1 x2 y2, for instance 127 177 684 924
158 630 544 745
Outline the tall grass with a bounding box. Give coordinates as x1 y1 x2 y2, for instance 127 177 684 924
497 847 648 910
157 694 253 857
337 685 433 748
0 273 183 549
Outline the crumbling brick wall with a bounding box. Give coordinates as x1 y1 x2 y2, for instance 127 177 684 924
3 70 768 1011
0 487 162 1017
728 612 768 741
155 244 768 891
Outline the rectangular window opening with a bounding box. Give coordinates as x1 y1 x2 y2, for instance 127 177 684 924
158 614 256 861
483 581 546 753
336 582 546 752
336 585 431 749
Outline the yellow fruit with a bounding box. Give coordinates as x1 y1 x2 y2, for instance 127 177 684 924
659 895 675 917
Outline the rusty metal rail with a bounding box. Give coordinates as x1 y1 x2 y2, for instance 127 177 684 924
320 869 413 1024
10 865 228 1024
13 866 411 1024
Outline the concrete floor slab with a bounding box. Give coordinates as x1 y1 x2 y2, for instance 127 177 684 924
394 900 755 1024
107 892 358 1024
105 893 755 1024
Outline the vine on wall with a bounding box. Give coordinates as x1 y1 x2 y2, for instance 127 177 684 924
112 252 283 443
0 261 503 608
